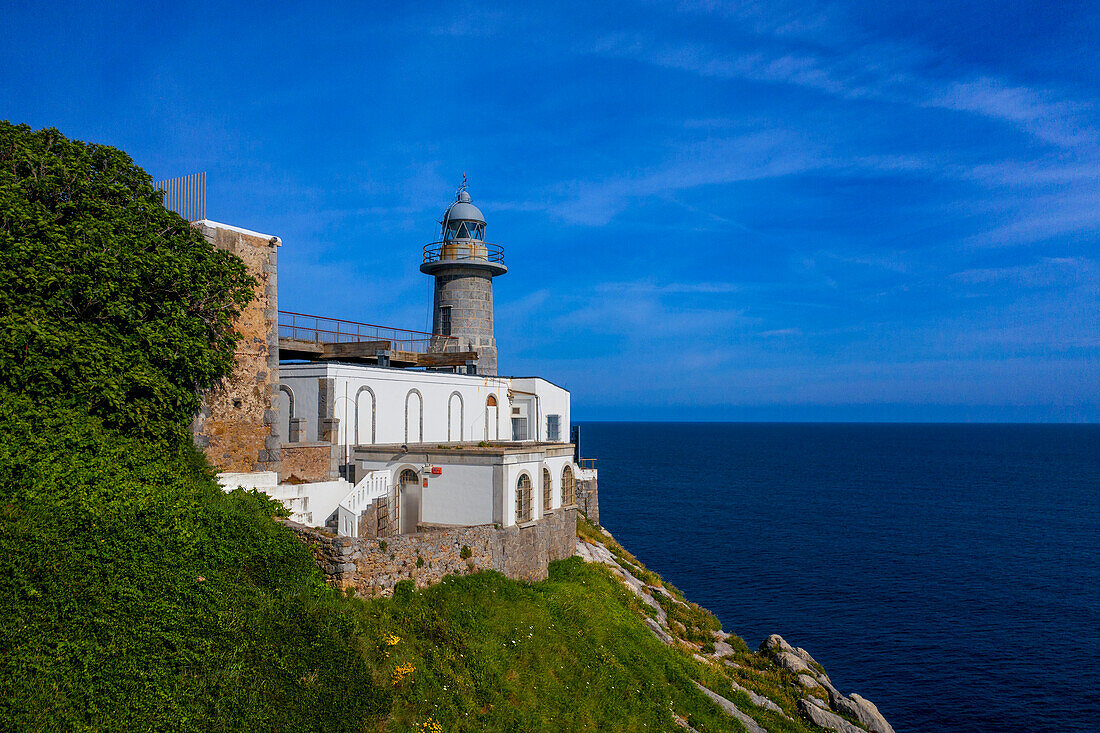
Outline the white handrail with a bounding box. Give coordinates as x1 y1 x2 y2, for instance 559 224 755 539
336 470 391 537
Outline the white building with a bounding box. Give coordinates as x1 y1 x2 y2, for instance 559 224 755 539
247 185 596 537
278 362 580 531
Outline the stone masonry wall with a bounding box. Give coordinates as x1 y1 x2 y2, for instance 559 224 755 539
432 266 498 376
191 224 280 474
577 477 599 526
281 508 577 597
280 442 338 483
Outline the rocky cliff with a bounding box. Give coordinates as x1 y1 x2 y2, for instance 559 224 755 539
576 522 896 733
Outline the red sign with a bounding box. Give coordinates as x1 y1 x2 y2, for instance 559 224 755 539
430 467 443 475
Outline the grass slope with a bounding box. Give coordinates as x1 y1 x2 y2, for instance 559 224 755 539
0 394 826 732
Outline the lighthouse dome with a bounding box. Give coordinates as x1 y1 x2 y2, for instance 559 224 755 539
443 190 485 224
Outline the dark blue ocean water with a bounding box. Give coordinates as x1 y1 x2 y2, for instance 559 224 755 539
577 423 1100 733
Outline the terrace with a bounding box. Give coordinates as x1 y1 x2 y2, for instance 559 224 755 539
278 311 478 368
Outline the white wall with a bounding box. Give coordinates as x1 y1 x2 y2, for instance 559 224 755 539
281 363 516 447
511 377 571 443
357 457 498 526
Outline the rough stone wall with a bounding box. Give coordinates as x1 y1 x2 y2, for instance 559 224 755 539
280 442 338 483
282 508 576 597
191 224 280 474
577 478 599 525
431 266 498 375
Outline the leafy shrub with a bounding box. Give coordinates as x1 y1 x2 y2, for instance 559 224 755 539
0 392 390 730
0 122 254 442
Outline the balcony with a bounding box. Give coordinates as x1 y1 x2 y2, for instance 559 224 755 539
278 311 476 368
421 240 507 276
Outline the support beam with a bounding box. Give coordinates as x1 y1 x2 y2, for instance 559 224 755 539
416 351 480 368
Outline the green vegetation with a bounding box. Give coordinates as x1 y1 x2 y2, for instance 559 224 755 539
0 122 254 443
0 393 388 731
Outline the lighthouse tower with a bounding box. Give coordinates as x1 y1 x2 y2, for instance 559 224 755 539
421 183 507 376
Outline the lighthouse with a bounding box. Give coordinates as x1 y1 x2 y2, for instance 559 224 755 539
421 183 507 375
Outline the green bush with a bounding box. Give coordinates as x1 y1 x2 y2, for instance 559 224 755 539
0 121 254 442
0 392 389 731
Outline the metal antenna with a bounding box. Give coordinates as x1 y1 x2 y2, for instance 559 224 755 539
457 173 468 199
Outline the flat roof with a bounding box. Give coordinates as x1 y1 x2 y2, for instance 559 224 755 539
195 219 281 243
279 362 568 392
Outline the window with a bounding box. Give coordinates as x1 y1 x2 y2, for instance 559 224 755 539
512 417 528 441
547 414 561 441
400 469 418 485
486 394 497 407
561 465 575 507
542 468 552 513
440 306 452 336
516 474 532 523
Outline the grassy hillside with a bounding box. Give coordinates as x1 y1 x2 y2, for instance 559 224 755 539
0 391 829 731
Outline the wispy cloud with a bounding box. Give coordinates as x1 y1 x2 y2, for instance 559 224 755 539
951 257 1096 287
589 22 1097 149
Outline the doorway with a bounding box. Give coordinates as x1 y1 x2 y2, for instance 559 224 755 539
398 468 421 534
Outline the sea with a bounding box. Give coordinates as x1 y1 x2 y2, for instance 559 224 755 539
577 422 1100 733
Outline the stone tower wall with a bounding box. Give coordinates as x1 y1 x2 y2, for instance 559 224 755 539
191 223 281 474
432 266 498 375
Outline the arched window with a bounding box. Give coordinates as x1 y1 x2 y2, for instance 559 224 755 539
405 389 423 443
355 386 375 445
278 386 294 443
542 467 552 513
399 469 419 485
515 473 532 524
561 465 576 507
448 391 464 442
485 394 499 441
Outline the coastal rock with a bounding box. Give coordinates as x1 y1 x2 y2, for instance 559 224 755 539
693 682 768 733
797 673 822 689
835 693 895 733
761 634 795 655
645 617 675 646
577 541 668 625
761 635 814 674
794 646 820 666
672 713 700 732
774 650 813 674
728 679 789 718
799 698 867 733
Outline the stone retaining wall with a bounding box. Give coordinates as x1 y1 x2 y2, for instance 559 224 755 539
577 477 599 525
280 442 338 483
281 508 576 597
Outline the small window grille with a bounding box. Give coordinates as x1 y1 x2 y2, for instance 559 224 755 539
542 468 552 513
440 306 452 336
516 474 532 523
561 465 576 507
547 414 561 441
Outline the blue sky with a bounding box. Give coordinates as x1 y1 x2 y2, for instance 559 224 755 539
3 1 1098 421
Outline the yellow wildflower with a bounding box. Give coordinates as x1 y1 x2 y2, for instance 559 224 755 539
392 662 415 684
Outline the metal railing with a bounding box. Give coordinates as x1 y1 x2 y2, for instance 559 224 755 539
423 239 505 265
154 172 206 222
279 310 457 354
578 458 597 470
336 470 391 537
